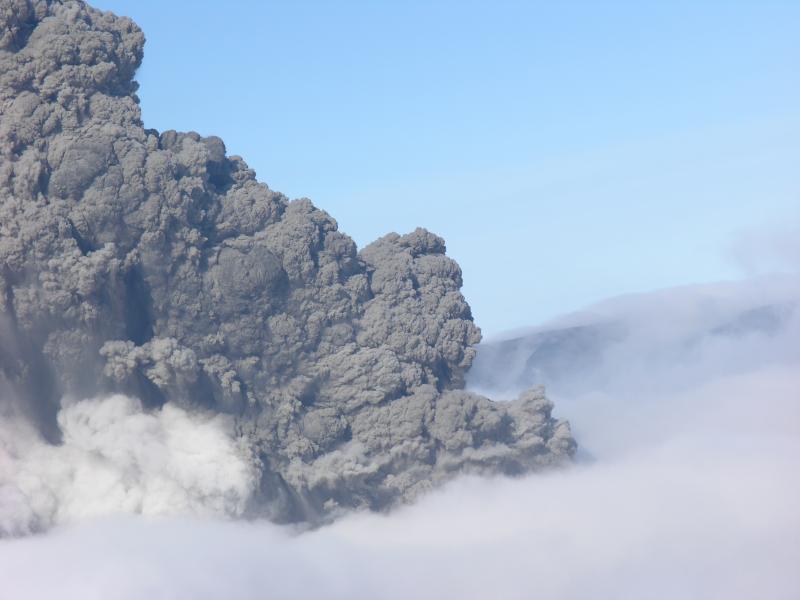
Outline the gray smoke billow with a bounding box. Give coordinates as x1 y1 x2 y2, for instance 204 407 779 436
0 0 573 532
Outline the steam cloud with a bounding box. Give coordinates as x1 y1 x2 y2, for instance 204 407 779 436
0 394 257 535
1 276 798 599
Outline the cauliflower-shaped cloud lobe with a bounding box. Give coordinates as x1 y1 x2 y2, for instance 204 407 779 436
0 0 575 524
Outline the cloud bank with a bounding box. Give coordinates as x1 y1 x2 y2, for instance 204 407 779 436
1 275 797 599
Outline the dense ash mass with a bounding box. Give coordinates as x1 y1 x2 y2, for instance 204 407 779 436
0 0 574 525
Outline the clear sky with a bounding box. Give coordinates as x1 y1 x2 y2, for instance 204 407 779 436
93 0 800 335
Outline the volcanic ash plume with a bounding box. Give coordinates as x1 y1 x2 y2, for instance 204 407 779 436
0 0 574 530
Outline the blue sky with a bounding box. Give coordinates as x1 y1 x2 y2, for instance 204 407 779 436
94 0 800 335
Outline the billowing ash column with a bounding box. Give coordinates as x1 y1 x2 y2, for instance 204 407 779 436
0 0 575 524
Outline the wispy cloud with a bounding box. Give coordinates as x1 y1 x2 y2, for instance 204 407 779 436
730 220 800 276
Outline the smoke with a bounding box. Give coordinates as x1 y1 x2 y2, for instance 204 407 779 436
1 275 797 599
0 394 258 536
0 1 572 520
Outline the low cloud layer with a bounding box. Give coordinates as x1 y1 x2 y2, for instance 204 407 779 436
469 274 800 457
1 276 797 599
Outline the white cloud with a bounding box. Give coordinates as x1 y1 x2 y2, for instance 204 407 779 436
0 394 257 536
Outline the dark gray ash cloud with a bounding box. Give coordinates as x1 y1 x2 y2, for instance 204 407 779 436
0 0 573 531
